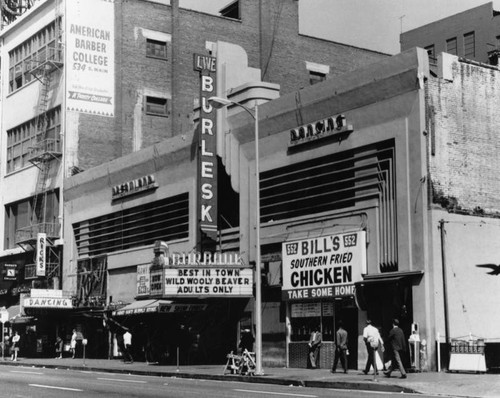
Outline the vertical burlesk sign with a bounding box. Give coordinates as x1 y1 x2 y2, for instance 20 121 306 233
36 233 47 277
194 54 218 240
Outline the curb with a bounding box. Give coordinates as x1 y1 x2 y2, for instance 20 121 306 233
0 361 418 394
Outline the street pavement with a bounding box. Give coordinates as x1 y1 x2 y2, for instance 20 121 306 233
0 356 499 398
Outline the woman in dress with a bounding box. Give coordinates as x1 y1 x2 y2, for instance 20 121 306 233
11 331 20 361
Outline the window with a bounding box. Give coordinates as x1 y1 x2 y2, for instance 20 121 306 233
4 190 60 249
309 71 326 85
425 45 435 58
446 37 457 55
146 39 167 59
8 18 62 92
219 0 240 19
6 106 61 173
464 32 475 58
73 193 189 257
145 96 168 116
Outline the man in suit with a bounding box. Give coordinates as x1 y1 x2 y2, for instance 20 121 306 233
308 325 322 368
384 319 407 379
331 320 348 373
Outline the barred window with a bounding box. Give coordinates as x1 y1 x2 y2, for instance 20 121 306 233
446 37 457 55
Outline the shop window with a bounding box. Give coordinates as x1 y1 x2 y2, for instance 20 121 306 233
290 302 334 342
464 31 475 58
145 96 168 116
146 39 167 59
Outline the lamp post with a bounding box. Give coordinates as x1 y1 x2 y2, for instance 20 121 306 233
208 96 263 375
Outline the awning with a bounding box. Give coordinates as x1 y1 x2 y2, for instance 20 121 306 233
112 299 207 316
354 271 424 310
355 270 424 287
7 305 34 324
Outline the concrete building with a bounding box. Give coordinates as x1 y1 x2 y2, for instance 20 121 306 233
62 47 500 372
0 0 387 358
401 2 500 65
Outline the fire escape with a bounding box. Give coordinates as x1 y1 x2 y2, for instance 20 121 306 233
15 14 64 283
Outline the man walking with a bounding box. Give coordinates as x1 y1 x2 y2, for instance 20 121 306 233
122 328 133 364
331 321 348 373
362 320 384 378
308 325 322 369
384 319 407 379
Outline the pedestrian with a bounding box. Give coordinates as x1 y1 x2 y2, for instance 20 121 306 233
362 320 384 377
238 328 255 354
331 320 348 373
70 329 78 358
10 331 20 361
308 325 322 369
122 328 133 363
55 336 63 359
384 319 407 379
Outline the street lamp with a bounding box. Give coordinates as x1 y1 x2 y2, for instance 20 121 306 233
208 96 263 375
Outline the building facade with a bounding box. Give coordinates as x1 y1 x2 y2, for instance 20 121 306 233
0 0 387 358
401 2 500 65
63 47 500 371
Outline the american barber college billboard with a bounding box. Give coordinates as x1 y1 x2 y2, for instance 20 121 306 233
66 0 115 116
282 231 367 301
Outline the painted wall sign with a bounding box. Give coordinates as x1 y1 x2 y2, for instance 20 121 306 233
30 289 64 298
282 231 366 301
194 53 218 239
111 174 158 200
164 268 253 296
36 233 46 277
66 0 115 116
289 114 353 147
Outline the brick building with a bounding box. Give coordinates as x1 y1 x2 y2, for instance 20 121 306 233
0 0 387 358
401 2 500 65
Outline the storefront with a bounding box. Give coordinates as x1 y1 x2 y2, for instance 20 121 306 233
282 232 365 369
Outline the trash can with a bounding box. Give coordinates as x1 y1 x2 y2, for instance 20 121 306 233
409 335 421 371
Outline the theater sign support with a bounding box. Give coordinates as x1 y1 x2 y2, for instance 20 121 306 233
282 231 367 301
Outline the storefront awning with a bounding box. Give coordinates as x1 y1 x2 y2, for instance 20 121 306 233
7 305 34 324
355 270 424 286
354 270 424 310
112 299 207 316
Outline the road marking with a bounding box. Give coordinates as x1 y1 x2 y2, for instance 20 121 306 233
10 370 44 375
97 377 147 384
29 384 83 392
234 390 317 397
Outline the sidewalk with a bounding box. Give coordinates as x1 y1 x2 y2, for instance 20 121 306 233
1 356 499 397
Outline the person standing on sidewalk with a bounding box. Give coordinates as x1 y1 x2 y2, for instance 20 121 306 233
122 328 133 363
362 320 384 376
10 331 20 361
384 319 407 379
308 325 322 369
331 321 348 373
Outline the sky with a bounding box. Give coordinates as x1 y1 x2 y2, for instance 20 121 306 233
179 0 500 54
